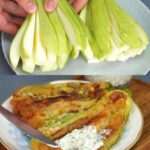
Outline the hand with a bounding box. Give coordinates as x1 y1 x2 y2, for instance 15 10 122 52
44 0 88 13
0 0 27 35
0 0 88 35
15 0 89 13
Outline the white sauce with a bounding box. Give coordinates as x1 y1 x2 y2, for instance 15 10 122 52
56 126 111 150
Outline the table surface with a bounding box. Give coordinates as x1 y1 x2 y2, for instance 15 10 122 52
0 0 150 75
130 79 150 149
1 77 150 149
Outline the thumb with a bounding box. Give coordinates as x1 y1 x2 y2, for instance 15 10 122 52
15 0 37 13
45 0 59 12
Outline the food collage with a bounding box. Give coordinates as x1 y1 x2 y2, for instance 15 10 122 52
0 0 150 150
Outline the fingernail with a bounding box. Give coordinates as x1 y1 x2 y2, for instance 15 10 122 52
26 1 37 13
45 0 57 12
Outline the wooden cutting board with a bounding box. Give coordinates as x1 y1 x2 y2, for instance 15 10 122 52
130 78 150 150
0 78 150 150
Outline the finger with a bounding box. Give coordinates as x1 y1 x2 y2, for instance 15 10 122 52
2 9 24 26
0 12 19 35
45 0 59 12
9 17 24 26
72 0 88 12
0 0 4 10
15 0 37 13
2 22 19 35
3 0 27 17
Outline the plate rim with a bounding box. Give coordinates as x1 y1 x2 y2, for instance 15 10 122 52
0 80 144 150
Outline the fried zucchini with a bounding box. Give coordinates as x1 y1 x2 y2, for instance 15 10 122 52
11 82 132 150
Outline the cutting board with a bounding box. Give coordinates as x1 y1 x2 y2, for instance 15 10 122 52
130 78 150 150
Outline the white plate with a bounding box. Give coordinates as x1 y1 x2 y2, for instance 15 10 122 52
1 0 150 75
0 80 143 150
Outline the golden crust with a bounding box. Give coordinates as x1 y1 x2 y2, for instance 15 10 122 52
11 82 131 150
